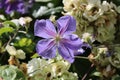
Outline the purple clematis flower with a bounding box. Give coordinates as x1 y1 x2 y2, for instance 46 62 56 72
0 0 34 14
34 15 84 63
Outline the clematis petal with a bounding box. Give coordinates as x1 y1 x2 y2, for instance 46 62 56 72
62 34 83 50
58 43 74 63
34 19 56 38
56 15 76 36
36 39 56 58
39 46 57 59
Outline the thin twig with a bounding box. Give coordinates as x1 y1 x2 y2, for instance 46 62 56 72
81 64 94 80
3 30 18 48
6 31 18 46
0 30 18 61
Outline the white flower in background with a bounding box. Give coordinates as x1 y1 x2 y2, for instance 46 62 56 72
83 0 103 22
116 6 120 13
63 0 118 42
98 47 108 54
6 45 26 59
102 1 111 12
53 71 78 80
51 60 70 77
6 45 17 56
109 2 120 13
15 50 26 59
82 33 94 43
63 0 82 13
27 58 51 76
63 0 73 11
19 17 32 26
11 17 32 27
27 57 73 79
62 71 78 80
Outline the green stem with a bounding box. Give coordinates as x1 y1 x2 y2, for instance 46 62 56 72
75 56 89 59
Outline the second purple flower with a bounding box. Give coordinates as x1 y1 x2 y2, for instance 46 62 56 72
34 15 84 63
0 0 34 14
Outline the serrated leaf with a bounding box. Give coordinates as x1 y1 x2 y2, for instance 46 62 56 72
0 27 14 36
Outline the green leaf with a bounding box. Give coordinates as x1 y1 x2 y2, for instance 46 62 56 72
18 38 32 47
91 72 102 77
3 21 17 28
112 75 120 80
33 7 63 18
1 67 16 80
0 65 26 80
44 7 63 15
31 53 39 58
0 27 14 36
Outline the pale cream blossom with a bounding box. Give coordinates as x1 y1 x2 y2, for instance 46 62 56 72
98 47 108 54
82 32 94 43
6 45 17 56
16 49 26 59
83 0 103 22
102 1 111 12
27 58 50 76
27 57 73 79
51 60 70 77
19 17 32 26
6 45 26 59
11 17 32 27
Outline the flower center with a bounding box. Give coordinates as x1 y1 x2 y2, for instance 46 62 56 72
7 0 15 3
55 35 61 43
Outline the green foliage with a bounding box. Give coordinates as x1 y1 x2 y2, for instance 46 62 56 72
3 21 18 28
31 53 39 58
0 65 26 80
0 27 14 36
17 38 32 47
14 37 35 53
112 75 120 80
32 7 63 18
